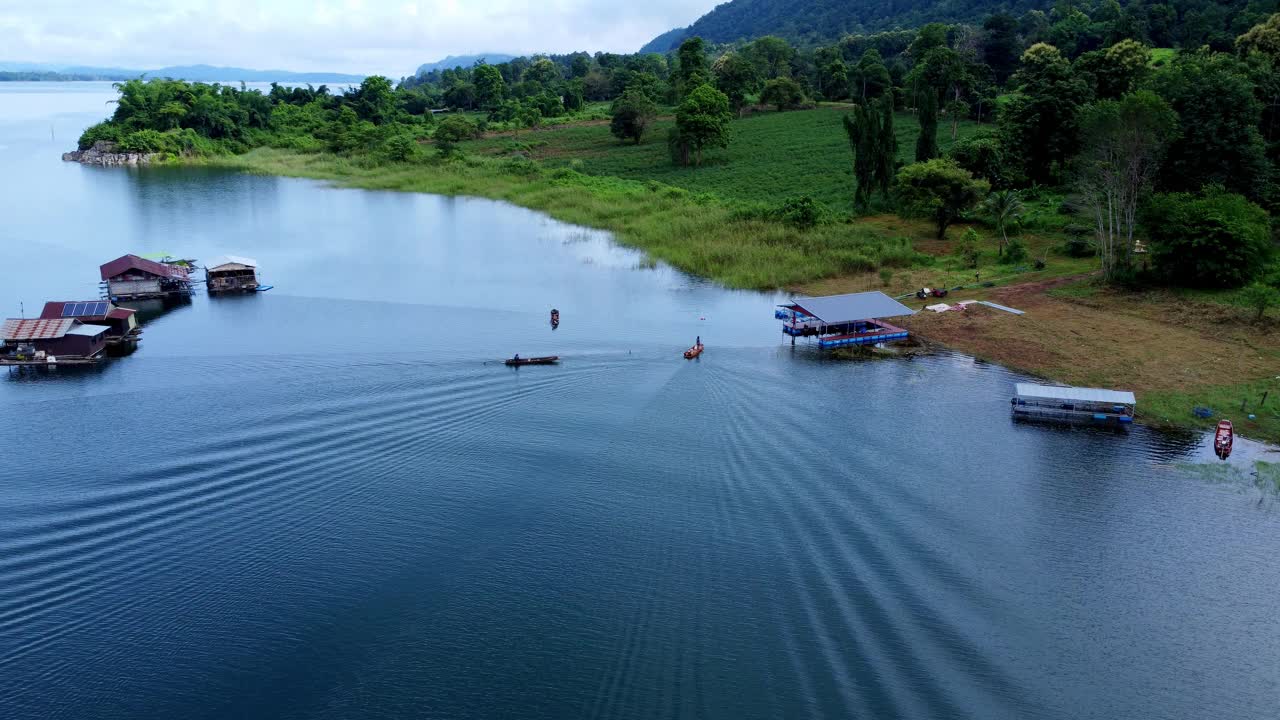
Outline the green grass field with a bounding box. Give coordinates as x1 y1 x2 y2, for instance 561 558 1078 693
471 105 987 212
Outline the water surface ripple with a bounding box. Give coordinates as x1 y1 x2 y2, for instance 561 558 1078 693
1 83 1279 720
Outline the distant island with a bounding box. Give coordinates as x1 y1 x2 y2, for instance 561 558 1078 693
415 54 516 75
0 62 364 83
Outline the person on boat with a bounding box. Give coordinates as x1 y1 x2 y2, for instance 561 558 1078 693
513 353 520 362
696 335 701 347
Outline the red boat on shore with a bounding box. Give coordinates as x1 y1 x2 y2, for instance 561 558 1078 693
1214 419 1233 460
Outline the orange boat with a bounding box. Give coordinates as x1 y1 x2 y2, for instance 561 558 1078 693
1214 419 1233 460
683 343 704 359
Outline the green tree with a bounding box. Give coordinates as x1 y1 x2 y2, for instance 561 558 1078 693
1074 40 1151 100
851 49 891 100
1236 13 1280 61
610 89 658 145
1075 91 1178 280
352 75 396 124
473 64 507 111
1241 282 1280 321
433 114 480 155
383 133 417 161
908 23 949 59
524 58 561 86
712 51 759 114
843 104 879 208
895 158 990 238
999 43 1092 185
874 94 898 196
672 83 732 166
954 227 982 268
820 58 849 100
915 88 939 161
760 77 805 111
947 135 1006 185
563 78 585 111
674 37 710 97
983 14 1022 83
1153 49 1271 202
982 189 1025 255
746 36 795 80
1144 187 1273 287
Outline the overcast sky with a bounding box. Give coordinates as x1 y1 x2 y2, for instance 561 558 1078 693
1 0 720 75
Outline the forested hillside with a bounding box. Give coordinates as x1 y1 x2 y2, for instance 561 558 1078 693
641 0 1277 52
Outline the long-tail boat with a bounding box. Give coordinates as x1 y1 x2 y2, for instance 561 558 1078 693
1214 419 1234 460
505 356 559 366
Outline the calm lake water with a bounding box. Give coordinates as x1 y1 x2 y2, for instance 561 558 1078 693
2 83 1279 720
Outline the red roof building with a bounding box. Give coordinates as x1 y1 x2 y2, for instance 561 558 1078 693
2 318 109 358
99 254 189 282
99 254 193 301
39 301 140 344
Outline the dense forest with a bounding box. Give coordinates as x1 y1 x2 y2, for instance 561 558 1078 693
641 0 1279 52
78 2 1280 299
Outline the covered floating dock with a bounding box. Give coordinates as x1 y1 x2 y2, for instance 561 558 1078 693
1011 383 1135 425
778 291 915 348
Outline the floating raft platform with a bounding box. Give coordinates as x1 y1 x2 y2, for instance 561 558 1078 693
816 320 909 348
1011 383 1135 426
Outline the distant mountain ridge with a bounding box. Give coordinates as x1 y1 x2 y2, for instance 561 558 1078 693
639 0 1052 52
0 61 364 83
415 54 516 75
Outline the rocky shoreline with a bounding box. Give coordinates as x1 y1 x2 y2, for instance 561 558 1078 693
62 141 156 166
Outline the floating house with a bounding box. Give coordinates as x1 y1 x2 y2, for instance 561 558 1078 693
1011 383 1136 425
1 318 109 365
778 291 914 348
205 255 260 294
39 300 140 347
100 254 193 301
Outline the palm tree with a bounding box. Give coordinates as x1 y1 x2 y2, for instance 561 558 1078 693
983 189 1024 256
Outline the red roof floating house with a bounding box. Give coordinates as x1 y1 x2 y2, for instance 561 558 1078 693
39 300 141 346
1 318 109 364
99 254 193 301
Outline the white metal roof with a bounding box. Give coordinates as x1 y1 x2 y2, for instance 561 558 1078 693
1015 383 1136 405
782 291 915 322
208 255 258 269
65 323 110 337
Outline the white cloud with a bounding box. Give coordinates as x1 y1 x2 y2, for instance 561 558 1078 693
0 0 719 75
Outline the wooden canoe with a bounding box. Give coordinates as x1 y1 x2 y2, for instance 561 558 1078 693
505 356 559 366
683 344 704 359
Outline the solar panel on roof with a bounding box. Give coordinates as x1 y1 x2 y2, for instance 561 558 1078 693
89 301 107 316
61 304 76 317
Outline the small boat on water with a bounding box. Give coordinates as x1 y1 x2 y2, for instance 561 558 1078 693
505 355 559 366
1214 419 1234 460
550 308 560 325
683 343 704 360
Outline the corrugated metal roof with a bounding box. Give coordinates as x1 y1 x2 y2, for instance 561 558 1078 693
208 255 258 270
782 291 915 322
1015 383 1136 405
2 317 74 340
106 307 136 320
65 323 110 337
100 254 189 281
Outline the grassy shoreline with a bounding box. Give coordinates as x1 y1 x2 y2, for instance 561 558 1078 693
212 146 1280 444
